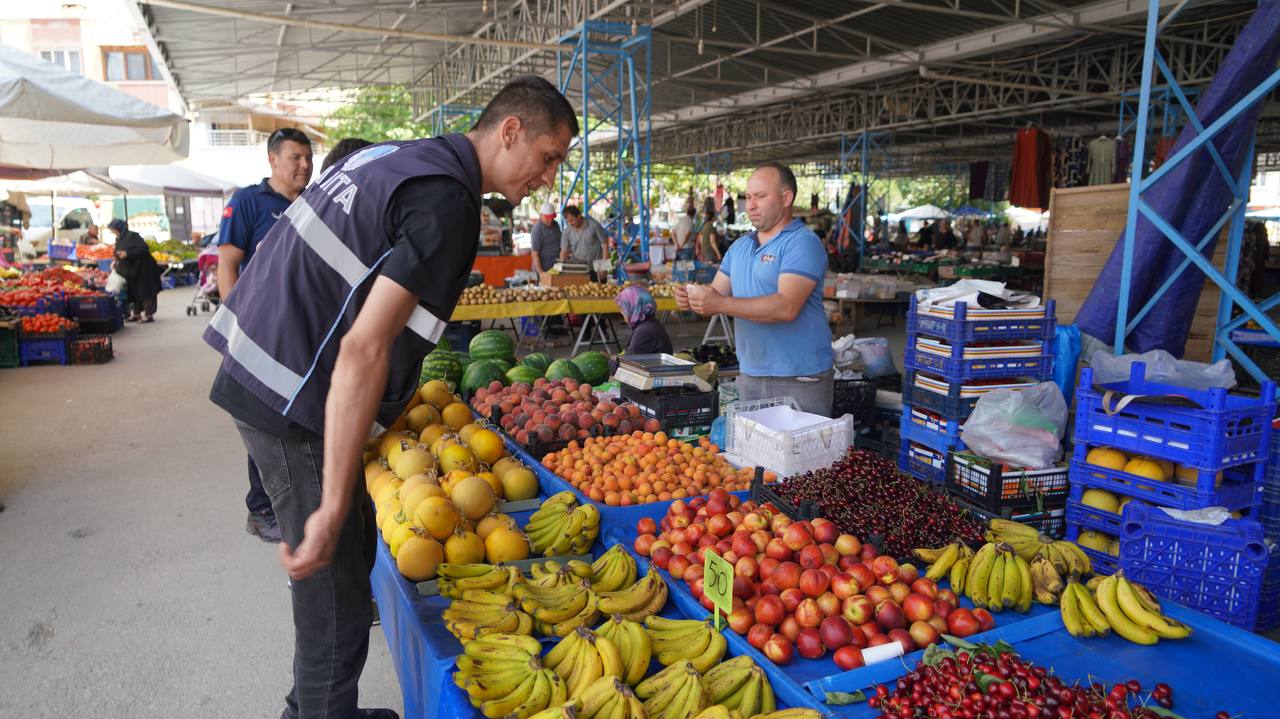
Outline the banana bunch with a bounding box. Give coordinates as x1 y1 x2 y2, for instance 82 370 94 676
985 518 1046 561
590 545 639 592
515 577 601 637
963 542 1032 613
636 661 711 719
530 559 595 587
555 676 645 719
525 492 602 556
544 626 626 698
1035 540 1092 578
701 655 776 718
1061 573 1191 645
597 567 669 622
644 616 727 673
1029 553 1065 605
443 589 534 640
452 634 567 718
914 541 976 585
595 615 652 686
438 563 522 600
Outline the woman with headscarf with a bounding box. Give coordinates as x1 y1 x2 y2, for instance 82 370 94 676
614 284 672 356
109 218 162 322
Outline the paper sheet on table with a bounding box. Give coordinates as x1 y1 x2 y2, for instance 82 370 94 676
914 279 1041 311
1159 506 1231 526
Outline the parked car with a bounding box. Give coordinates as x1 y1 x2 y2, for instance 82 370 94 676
23 199 98 254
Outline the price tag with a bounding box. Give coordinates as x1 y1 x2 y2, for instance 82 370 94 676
703 549 735 630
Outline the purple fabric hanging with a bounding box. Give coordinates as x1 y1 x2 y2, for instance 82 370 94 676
1075 0 1280 356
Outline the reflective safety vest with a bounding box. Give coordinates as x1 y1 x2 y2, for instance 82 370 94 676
203 134 482 435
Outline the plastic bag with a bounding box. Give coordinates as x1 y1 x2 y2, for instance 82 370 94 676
1088 349 1236 391
850 337 897 378
960 382 1069 469
106 270 127 294
1052 324 1082 400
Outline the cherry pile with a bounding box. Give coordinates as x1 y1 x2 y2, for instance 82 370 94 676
869 643 1215 719
774 449 983 558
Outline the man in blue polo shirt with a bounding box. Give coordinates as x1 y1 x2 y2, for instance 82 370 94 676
218 127 314 542
676 162 834 415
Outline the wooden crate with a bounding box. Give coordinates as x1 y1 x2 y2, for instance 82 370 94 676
539 271 590 287
1044 183 1227 362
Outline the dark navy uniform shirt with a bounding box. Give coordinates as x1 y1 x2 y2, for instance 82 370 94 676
217 178 293 271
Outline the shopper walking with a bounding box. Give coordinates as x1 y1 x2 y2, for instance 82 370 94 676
204 76 577 719
107 218 161 323
676 162 834 416
695 209 722 262
672 206 695 261
217 127 315 544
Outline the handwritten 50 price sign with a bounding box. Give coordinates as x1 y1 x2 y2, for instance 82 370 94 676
702 549 735 629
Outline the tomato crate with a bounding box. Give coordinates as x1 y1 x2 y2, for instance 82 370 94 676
1119 503 1280 631
1064 522 1119 575
1 294 64 317
899 407 965 455
1064 480 1147 536
0 318 18 368
899 441 948 485
18 330 75 367
904 341 1054 382
1074 363 1275 472
1067 450 1263 512
70 335 113 364
907 296 1056 343
955 497 1066 539
945 451 1069 512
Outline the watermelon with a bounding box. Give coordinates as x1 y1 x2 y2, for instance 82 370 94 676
545 358 585 382
490 358 513 373
521 352 551 375
461 359 507 396
436 335 451 352
469 329 515 362
506 365 542 385
420 350 463 386
572 351 611 385
455 352 474 369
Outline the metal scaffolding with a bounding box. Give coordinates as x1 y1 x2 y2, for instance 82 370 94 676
426 104 481 137
557 20 653 273
831 131 892 265
1114 0 1280 394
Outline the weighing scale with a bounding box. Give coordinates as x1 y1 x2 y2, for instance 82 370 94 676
614 354 715 392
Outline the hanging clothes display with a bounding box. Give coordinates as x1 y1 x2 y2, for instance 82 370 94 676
1009 127 1052 209
1054 136 1087 188
1113 137 1131 183
984 158 1010 202
1087 136 1117 185
1151 136 1178 170
969 161 990 199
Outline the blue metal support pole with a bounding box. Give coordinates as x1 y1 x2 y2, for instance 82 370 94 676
1212 136 1255 362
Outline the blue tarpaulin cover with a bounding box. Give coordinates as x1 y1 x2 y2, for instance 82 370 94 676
1075 1 1280 357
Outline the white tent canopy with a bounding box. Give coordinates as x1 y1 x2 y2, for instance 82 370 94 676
0 43 188 173
1005 206 1050 229
897 204 950 220
3 170 126 195
108 164 236 197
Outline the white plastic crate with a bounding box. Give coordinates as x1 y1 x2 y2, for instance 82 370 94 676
724 396 854 478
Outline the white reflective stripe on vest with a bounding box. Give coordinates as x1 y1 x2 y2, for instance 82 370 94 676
208 305 304 399
285 196 450 345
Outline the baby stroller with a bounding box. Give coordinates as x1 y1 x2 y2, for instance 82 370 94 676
186 235 221 316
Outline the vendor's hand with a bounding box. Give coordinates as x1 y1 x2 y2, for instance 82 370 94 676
673 284 691 311
686 284 721 315
280 505 343 580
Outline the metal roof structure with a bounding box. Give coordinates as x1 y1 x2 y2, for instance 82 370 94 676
134 0 1273 171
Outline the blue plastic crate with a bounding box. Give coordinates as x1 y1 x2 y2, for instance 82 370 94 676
899 407 965 455
18 331 74 366
899 441 947 485
1074 364 1275 472
904 342 1054 382
65 294 116 322
901 378 980 421
96 259 114 272
907 296 1056 342
1119 503 1280 632
1068 451 1262 512
1 295 65 317
1064 522 1119 575
1064 480 1149 536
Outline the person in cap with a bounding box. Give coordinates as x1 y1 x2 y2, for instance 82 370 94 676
204 75 577 719
108 218 162 323
530 201 561 274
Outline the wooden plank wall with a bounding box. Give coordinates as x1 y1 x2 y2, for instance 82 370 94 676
1044 183 1226 362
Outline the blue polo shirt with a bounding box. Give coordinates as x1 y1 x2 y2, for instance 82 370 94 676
217 178 293 271
720 218 833 377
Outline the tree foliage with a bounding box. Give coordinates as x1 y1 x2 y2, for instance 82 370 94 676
322 85 435 143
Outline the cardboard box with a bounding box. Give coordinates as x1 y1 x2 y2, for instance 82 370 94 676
540 272 590 287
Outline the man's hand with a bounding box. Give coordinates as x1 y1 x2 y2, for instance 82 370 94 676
686 284 722 315
674 284 691 311
280 505 343 580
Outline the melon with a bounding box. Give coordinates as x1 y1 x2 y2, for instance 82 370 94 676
461 360 507 396
469 329 515 362
506 365 542 385
521 352 552 374
489 358 514 373
572 351 611 385
420 350 463 387
545 358 585 382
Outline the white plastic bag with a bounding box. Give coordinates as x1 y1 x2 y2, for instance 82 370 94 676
851 337 897 378
106 270 127 294
960 382 1068 469
1089 349 1235 391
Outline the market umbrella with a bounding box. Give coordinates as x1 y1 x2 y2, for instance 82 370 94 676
952 205 993 218
898 204 950 220
107 164 235 198
0 43 188 173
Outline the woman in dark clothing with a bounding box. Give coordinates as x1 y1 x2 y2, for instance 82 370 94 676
615 284 672 355
108 218 162 322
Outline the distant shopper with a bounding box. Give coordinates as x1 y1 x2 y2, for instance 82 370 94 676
676 162 834 416
320 137 373 175
217 126 314 545
108 218 161 323
560 204 609 264
934 219 959 251
530 202 561 273
615 284 672 355
79 223 100 245
696 209 722 262
672 206 695 261
918 220 935 248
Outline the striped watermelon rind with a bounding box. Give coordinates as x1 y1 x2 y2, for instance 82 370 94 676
469 329 515 362
545 358 585 383
572 351 611 385
420 350 463 386
520 352 551 374
506 365 542 385
461 359 507 396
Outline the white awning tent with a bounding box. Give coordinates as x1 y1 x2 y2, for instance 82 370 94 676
1005 206 1050 230
897 204 950 220
0 43 189 174
2 170 126 195
108 164 236 198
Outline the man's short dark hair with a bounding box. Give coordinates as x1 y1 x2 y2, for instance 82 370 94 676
321 137 373 173
756 162 798 205
473 76 579 138
562 205 582 219
268 127 313 154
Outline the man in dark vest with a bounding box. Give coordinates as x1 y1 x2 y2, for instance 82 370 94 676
204 76 577 719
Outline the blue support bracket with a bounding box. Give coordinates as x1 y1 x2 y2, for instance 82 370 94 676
1114 0 1280 396
832 131 893 264
556 21 652 280
428 104 482 137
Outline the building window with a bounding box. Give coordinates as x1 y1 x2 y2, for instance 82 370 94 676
101 46 160 81
39 49 81 75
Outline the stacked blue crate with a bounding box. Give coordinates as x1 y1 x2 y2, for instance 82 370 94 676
899 297 1056 485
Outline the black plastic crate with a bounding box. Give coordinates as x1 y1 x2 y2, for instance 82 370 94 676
70 335 113 364
749 470 817 520
0 318 17 369
620 383 718 430
832 378 876 425
956 496 1067 539
945 451 1070 512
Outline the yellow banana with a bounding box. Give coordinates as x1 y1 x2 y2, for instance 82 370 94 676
949 553 970 595
467 632 541 657
1070 583 1111 636
1001 550 1021 609
478 669 539 718
1096 575 1159 645
925 542 960 581
1059 582 1085 637
578 675 621 718
1115 575 1191 639
1014 554 1033 612
622 618 652 686
635 660 689 700
985 552 1006 612
967 543 996 606
593 633 626 680
913 545 947 563
688 628 727 674
501 669 555 719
